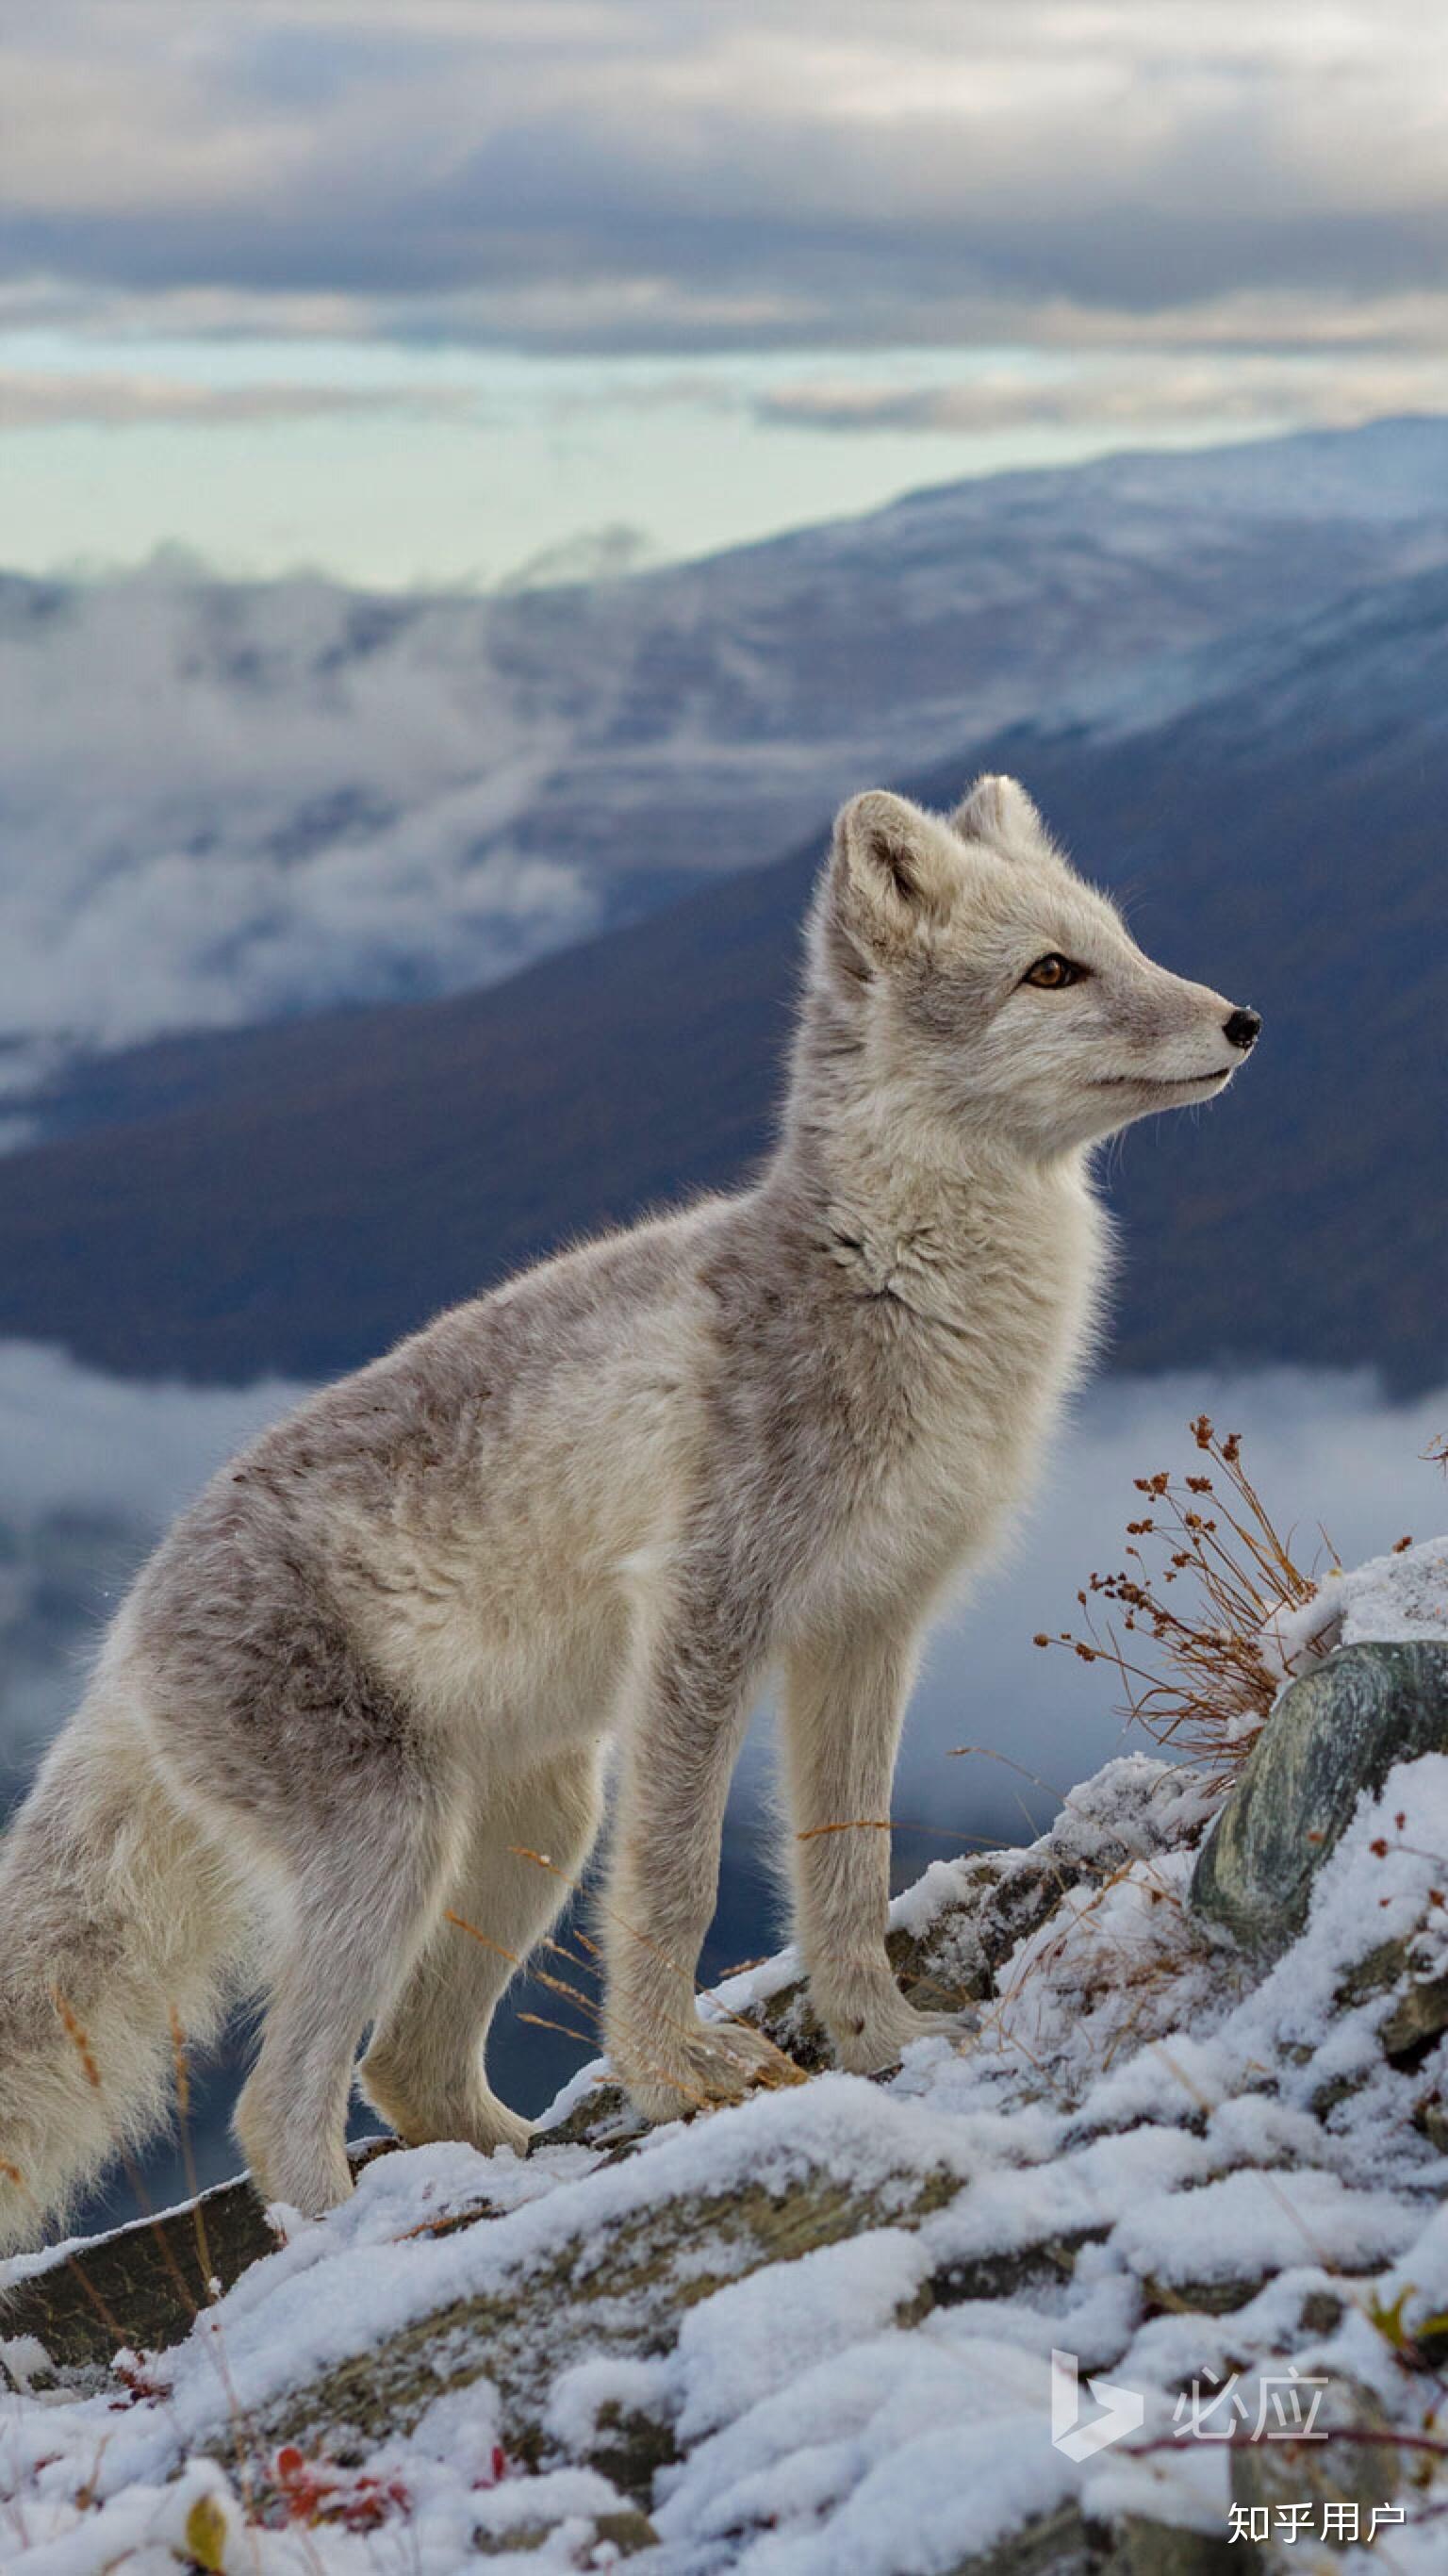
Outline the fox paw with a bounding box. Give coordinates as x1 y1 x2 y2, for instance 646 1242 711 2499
610 2014 795 2125
359 2055 532 2160
828 1999 979 2078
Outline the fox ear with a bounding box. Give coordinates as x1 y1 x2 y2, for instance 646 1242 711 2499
951 773 1048 853
831 789 962 958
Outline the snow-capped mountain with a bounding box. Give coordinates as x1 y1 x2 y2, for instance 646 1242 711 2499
4 416 1448 1087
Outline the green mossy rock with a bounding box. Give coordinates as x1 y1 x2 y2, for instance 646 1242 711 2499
1191 1643 1448 1958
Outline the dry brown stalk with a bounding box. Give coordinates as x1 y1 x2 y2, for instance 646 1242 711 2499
1033 1412 1324 1782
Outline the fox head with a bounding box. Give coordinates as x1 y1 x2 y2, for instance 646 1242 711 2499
808 774 1259 1160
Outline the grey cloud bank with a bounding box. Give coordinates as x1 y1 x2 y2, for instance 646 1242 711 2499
3 3 1447 355
753 351 1448 438
0 372 465 429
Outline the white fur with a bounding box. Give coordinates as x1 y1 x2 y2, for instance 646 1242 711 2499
0 777 1257 2237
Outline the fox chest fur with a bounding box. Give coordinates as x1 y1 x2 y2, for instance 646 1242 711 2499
303 1147 1103 1728
695 1153 1110 1642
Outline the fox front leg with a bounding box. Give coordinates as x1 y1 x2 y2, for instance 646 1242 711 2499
783 1620 978 2072
604 1583 780 2122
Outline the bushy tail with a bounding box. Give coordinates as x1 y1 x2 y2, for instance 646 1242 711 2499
0 1692 249 2252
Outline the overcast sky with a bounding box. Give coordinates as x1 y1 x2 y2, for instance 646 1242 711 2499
3 2 1447 584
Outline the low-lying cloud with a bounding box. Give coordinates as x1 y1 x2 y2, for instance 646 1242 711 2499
0 570 608 1068
755 352 1448 438
0 1345 304 1781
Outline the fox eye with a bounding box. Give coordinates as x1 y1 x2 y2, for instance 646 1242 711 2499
1022 952 1084 990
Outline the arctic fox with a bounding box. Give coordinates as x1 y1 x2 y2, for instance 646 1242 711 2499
0 777 1259 2241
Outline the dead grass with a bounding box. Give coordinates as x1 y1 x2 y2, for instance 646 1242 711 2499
1033 1412 1325 1786
963 1833 1209 2101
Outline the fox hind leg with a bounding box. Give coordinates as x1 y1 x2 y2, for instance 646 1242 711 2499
359 1744 607 2160
233 1777 457 2217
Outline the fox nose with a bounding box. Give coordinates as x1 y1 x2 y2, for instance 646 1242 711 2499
1223 1006 1261 1052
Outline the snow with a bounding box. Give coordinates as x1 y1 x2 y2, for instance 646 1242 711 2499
1264 1532 1448 1671
669 2233 930 2445
2 1540 1448 2568
1337 1534 1448 1647
655 2339 1075 2576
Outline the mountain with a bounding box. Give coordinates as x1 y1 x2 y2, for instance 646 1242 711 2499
4 417 1448 1095
2 551 1444 1393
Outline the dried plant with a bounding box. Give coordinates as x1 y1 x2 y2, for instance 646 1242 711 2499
1033 1412 1325 1781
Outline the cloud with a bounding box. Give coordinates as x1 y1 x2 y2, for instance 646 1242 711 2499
2 4 1446 354
0 370 469 429
0 570 606 1065
754 350 1448 438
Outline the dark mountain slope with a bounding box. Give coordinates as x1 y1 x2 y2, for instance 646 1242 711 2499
2 563 1444 1392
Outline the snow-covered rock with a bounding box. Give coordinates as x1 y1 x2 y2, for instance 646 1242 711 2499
1194 1539 1448 1960
4 1545 1448 2568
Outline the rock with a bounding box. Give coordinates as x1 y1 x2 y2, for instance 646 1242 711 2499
946 2501 1091 2573
251 2154 961 2473
943 2503 1087 2566
1100 2518 1246 2575
1331 1930 1448 2066
1333 1938 1407 2008
581 2400 679 2504
474 2509 659 2559
1411 2087 1448 2153
1228 2373 1401 2568
1378 1969 1448 2062
0 2136 401 2382
0 2171 278 2379
1191 1644 1448 1958
592 2509 660 2557
534 2082 643 2153
1139 2271 1275 2319
1308 2069 1368 2118
924 2229 1104 2311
